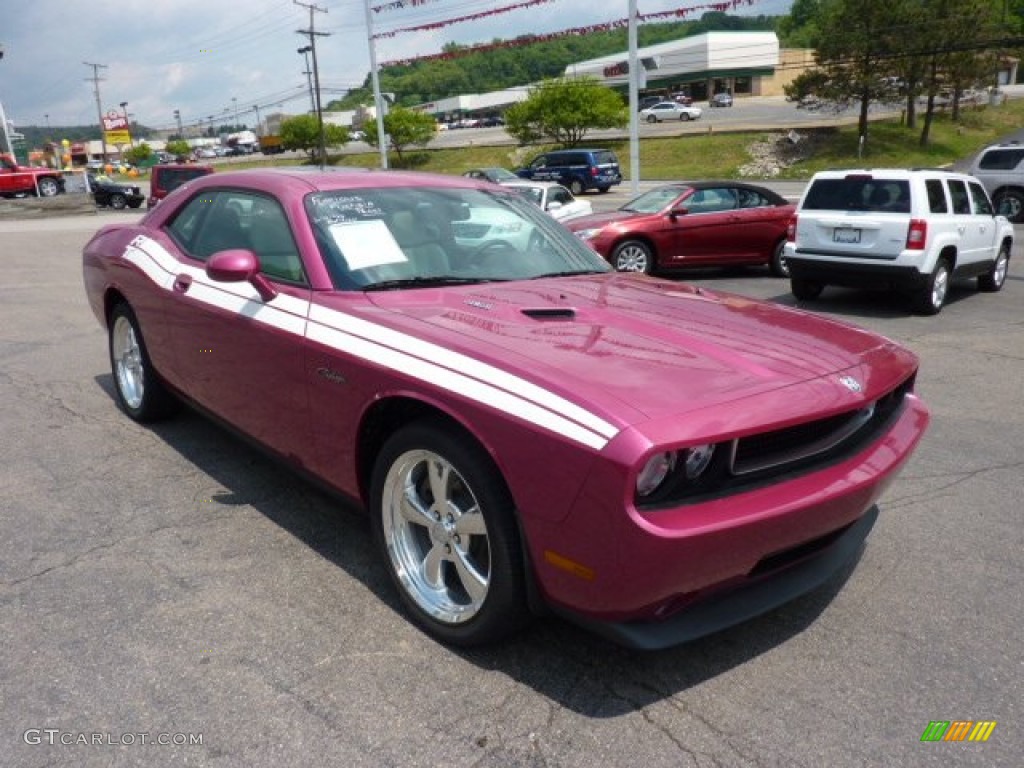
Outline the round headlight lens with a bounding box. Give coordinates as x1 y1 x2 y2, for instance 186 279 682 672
683 444 715 479
636 452 676 497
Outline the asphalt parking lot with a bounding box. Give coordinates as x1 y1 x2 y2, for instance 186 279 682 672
1 209 1021 768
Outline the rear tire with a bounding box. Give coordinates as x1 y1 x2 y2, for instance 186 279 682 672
978 244 1010 292
770 240 790 277
36 177 60 197
914 259 950 315
680 113 691 121
109 193 127 210
791 278 824 300
993 189 1024 223
568 179 584 196
108 303 179 422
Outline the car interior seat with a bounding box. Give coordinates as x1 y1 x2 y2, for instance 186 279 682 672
387 210 450 275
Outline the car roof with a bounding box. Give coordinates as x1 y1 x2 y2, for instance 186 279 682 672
810 168 975 181
499 180 566 190
165 166 501 197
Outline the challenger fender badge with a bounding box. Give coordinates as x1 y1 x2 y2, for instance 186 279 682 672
839 375 862 393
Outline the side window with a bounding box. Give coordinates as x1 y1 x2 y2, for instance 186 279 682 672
925 179 948 213
185 191 255 261
530 155 548 170
550 187 570 205
166 194 210 252
687 187 737 214
248 197 306 283
737 188 769 208
947 180 972 215
968 182 994 216
978 148 1024 171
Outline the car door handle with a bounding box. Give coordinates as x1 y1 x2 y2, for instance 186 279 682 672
173 273 193 293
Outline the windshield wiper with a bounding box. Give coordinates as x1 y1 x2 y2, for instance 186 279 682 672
363 276 491 291
529 269 608 280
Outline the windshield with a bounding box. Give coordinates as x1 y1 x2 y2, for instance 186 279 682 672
306 186 610 290
621 185 689 213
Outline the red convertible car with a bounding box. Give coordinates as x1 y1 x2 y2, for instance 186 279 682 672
82 169 929 649
566 181 795 276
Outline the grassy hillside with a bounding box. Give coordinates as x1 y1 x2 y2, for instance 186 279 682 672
184 98 1024 183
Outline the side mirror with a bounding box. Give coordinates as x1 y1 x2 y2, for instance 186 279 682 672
669 206 689 218
206 249 277 302
547 201 563 211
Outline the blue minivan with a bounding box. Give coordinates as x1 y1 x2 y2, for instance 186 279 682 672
515 149 622 195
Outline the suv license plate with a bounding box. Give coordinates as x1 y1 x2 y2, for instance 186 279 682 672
833 228 861 244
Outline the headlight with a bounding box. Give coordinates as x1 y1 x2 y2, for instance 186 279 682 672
574 228 602 240
635 444 718 501
683 444 715 479
636 452 676 497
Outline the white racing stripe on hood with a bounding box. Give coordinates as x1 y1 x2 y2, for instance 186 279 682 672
307 305 619 442
121 235 618 450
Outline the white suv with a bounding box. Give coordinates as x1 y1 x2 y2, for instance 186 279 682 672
785 169 1013 314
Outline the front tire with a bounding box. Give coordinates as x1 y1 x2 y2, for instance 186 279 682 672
108 303 179 422
646 114 657 123
370 420 530 646
978 244 1010 292
680 113 691 121
612 240 655 274
791 278 824 300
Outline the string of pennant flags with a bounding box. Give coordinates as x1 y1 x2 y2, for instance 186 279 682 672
377 0 758 66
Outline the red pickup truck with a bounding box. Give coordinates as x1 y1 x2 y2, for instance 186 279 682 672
0 154 65 197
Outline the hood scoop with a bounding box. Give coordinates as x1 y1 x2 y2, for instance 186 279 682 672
520 307 576 321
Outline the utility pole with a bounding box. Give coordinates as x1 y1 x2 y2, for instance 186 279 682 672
84 61 108 163
253 103 262 136
174 109 183 139
295 0 329 167
362 0 388 169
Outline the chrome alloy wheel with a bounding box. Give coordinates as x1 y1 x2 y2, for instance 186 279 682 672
615 243 651 272
381 449 491 625
993 249 1009 287
112 314 145 410
930 263 949 311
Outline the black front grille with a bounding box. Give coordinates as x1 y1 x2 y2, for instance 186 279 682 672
636 375 914 510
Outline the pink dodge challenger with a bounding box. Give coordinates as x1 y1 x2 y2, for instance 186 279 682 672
82 168 929 649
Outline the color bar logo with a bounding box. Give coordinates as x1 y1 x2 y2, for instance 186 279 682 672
920 721 997 742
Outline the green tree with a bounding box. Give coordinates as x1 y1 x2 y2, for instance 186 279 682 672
123 142 153 166
362 106 437 162
279 114 349 160
165 139 191 159
504 77 628 147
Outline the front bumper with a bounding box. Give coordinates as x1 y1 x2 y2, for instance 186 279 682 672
555 505 877 650
527 393 929 649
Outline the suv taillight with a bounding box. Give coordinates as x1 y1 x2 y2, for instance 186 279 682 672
786 215 797 242
906 218 927 250
589 166 599 177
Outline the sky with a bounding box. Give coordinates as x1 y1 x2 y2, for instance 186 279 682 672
0 0 792 134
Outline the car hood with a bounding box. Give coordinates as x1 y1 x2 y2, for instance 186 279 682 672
347 274 904 432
